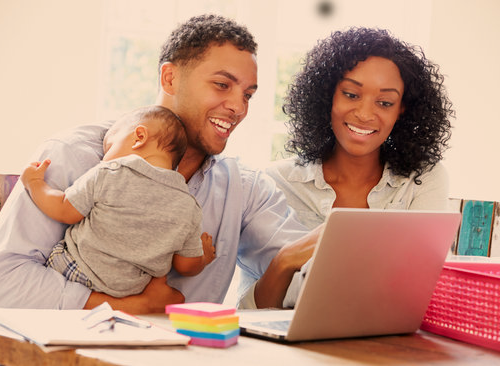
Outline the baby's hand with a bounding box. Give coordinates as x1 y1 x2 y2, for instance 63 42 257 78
20 159 51 188
201 232 216 265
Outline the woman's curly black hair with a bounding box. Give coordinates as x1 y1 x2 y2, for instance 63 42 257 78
283 27 454 183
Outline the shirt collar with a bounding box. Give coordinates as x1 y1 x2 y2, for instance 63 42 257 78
200 155 219 175
285 159 406 189
374 163 407 190
285 159 331 190
286 159 319 183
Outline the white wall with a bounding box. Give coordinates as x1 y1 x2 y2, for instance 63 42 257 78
430 0 500 201
1 0 500 203
0 0 103 174
226 0 435 170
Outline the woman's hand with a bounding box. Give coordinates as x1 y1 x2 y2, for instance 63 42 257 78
254 224 324 308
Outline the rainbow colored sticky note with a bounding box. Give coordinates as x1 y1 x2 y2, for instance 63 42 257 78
166 302 239 348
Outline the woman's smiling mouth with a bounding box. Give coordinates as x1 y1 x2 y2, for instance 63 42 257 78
346 123 376 136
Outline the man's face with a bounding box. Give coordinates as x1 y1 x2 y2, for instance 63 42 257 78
170 43 258 156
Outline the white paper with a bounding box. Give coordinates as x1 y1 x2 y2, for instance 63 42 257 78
0 308 189 348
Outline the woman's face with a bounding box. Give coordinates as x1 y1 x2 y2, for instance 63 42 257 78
331 56 404 161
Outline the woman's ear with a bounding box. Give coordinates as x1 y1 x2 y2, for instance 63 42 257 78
159 62 176 96
132 125 148 149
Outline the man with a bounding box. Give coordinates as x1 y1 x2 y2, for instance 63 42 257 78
0 14 316 313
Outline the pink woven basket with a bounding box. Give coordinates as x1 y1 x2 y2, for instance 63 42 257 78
421 262 500 351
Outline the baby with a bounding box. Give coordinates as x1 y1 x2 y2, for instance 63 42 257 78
21 105 215 298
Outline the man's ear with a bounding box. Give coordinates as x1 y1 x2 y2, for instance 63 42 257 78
132 125 148 150
159 62 176 96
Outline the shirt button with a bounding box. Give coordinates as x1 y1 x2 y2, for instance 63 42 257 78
110 162 119 169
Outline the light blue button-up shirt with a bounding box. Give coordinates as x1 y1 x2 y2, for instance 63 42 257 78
0 122 308 309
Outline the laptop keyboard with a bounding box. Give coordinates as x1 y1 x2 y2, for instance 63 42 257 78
250 320 290 332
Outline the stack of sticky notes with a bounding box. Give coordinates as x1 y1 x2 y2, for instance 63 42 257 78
165 302 239 348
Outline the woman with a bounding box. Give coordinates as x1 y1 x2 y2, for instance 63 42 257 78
267 28 454 307
267 27 454 231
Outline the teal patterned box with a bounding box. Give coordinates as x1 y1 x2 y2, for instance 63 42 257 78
455 200 498 257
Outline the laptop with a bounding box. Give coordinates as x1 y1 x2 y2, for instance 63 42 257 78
239 208 461 342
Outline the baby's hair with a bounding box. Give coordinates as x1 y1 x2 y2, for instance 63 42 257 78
107 106 187 169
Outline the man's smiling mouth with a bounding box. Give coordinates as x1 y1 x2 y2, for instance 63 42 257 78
346 123 376 136
209 117 233 134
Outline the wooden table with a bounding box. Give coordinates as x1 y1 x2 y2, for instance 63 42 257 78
1 315 499 366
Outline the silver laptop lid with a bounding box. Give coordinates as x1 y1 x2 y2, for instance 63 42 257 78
286 208 461 341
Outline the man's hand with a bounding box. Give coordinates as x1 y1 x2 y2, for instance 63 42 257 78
84 276 185 314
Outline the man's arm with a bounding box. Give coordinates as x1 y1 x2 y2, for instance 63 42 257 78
0 130 103 309
20 159 84 225
84 276 185 314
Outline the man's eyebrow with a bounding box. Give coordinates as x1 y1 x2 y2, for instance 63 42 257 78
213 70 258 91
341 77 401 96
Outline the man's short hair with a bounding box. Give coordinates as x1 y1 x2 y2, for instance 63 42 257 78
158 14 257 71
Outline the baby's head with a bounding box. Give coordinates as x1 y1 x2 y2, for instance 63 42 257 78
103 106 187 170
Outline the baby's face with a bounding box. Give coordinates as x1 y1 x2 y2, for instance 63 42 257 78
102 127 136 161
102 120 172 164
